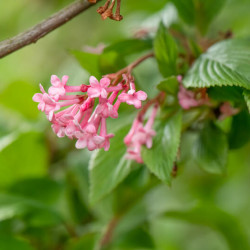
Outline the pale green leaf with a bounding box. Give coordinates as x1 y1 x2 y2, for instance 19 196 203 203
0 131 48 187
104 39 152 57
71 50 101 77
0 81 39 119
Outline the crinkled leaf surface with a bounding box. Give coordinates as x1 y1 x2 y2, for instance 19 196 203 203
183 39 250 90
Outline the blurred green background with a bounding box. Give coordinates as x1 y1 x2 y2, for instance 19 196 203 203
0 0 249 249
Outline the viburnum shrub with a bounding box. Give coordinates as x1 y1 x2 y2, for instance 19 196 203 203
31 0 250 214
1 0 250 249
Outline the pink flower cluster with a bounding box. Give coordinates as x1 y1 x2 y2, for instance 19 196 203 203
124 105 158 163
177 76 210 110
33 75 147 151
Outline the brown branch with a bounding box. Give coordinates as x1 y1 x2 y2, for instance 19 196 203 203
0 0 102 59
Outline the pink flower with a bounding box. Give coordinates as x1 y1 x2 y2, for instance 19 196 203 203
33 92 60 119
52 123 66 138
99 117 114 151
125 105 158 163
126 149 143 163
118 82 147 109
136 126 156 149
48 75 69 100
219 102 239 120
75 124 105 151
87 76 110 99
96 102 118 118
33 74 149 153
178 84 210 110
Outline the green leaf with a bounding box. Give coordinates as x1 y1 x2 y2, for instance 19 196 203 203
9 177 63 205
171 0 227 34
125 0 169 13
66 233 97 250
142 111 182 184
98 51 126 75
194 0 227 34
183 39 250 90
104 39 153 57
71 50 101 77
0 235 34 250
0 193 61 224
0 81 39 119
154 22 178 78
112 227 154 249
157 76 179 95
228 110 250 149
188 39 202 58
164 205 249 250
193 122 228 174
89 125 132 204
207 86 244 102
243 89 250 112
0 131 48 187
171 0 195 25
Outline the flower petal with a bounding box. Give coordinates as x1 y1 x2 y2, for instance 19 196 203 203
85 124 96 134
87 87 101 98
61 75 69 86
89 76 99 87
76 138 87 149
32 93 43 102
135 90 147 101
51 75 61 87
118 93 129 102
100 77 110 88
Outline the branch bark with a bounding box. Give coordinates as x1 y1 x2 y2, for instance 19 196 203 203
0 0 102 59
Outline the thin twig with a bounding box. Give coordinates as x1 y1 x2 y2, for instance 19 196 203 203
99 216 120 248
0 0 102 59
106 52 154 85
